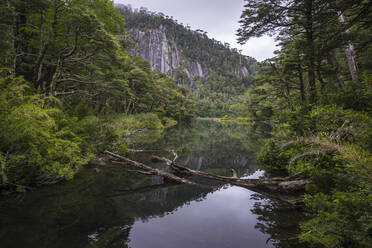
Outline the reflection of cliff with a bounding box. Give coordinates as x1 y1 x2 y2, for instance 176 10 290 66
182 146 257 172
177 121 263 176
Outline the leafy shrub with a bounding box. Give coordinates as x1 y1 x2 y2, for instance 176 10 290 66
0 77 93 190
257 140 291 172
310 105 372 150
300 185 372 248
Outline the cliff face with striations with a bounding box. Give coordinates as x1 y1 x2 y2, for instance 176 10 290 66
126 26 253 89
119 4 256 89
127 27 209 89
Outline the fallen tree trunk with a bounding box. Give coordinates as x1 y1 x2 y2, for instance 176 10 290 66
152 155 312 193
105 151 311 195
104 151 199 186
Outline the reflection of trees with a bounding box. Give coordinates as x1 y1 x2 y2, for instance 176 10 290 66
135 120 270 177
0 120 284 248
250 193 308 248
0 166 213 248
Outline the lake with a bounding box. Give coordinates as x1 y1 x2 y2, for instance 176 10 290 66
0 119 305 248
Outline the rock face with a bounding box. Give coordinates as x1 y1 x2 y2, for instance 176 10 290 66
126 26 250 89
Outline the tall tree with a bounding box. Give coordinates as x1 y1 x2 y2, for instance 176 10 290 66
237 0 366 103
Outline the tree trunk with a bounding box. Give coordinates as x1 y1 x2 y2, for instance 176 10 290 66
104 151 312 194
327 52 345 88
316 60 325 91
305 0 316 103
297 65 306 103
12 3 27 77
338 12 359 83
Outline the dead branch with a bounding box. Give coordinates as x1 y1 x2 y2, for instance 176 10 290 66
105 151 198 186
289 148 335 163
330 120 350 140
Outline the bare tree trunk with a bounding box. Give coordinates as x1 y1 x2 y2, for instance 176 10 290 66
34 11 49 88
104 151 312 194
268 60 291 106
338 12 359 83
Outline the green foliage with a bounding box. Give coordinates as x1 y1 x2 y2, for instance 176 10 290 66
0 77 93 189
108 113 169 142
0 0 197 191
195 73 251 117
300 185 372 248
119 5 256 76
310 105 372 150
135 113 164 129
257 104 372 247
113 143 129 157
161 117 178 128
117 5 257 118
257 140 290 172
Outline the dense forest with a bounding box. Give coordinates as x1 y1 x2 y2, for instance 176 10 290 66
0 0 196 192
237 0 372 247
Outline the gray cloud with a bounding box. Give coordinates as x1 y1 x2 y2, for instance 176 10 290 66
115 0 277 61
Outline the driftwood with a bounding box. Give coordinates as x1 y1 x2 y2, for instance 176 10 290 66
152 155 311 193
104 151 312 206
104 151 198 186
105 151 311 193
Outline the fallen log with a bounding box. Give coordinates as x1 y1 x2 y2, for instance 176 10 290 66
104 151 210 188
152 155 312 193
104 151 312 207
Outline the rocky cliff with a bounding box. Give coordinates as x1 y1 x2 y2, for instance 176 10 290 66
119 5 255 89
127 27 208 89
127 26 253 89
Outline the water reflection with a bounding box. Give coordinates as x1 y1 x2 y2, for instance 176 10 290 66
0 120 304 248
128 186 275 248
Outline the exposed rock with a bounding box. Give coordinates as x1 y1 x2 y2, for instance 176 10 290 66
126 27 250 89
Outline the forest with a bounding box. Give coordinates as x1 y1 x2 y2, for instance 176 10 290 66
0 0 372 248
237 0 372 247
0 0 195 192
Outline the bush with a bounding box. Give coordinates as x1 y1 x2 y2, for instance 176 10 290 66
0 77 93 190
257 140 290 172
300 185 372 248
310 105 372 150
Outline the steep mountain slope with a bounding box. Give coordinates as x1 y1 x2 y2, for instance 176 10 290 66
117 5 257 89
116 4 257 117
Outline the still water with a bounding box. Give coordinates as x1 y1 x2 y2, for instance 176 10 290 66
0 120 304 248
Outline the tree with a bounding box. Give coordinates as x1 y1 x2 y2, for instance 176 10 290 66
237 0 367 103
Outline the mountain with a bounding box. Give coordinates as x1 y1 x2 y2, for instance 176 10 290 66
117 5 257 90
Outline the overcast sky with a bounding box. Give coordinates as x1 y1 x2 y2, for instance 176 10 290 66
115 0 277 61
